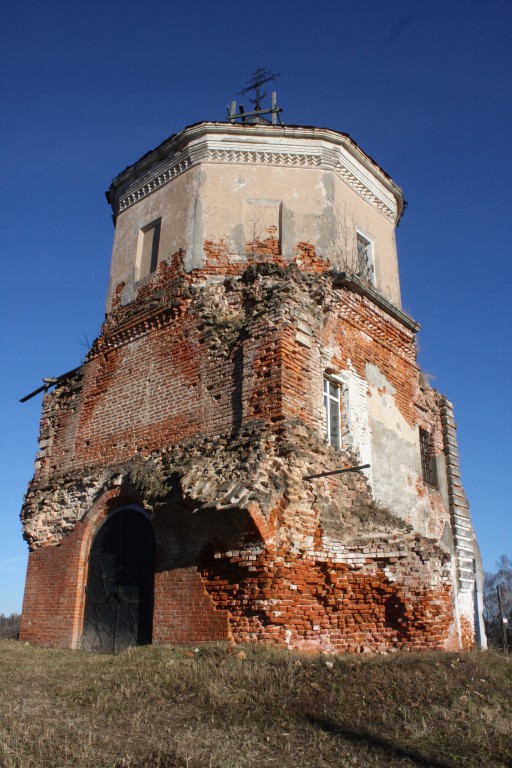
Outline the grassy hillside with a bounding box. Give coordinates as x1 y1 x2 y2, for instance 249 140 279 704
0 640 510 768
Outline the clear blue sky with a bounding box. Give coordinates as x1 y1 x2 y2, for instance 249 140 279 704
1 0 511 615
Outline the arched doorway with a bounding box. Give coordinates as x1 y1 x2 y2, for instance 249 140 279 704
82 507 155 653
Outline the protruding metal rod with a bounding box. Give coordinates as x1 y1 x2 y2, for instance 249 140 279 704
20 366 81 403
19 384 48 403
304 464 370 481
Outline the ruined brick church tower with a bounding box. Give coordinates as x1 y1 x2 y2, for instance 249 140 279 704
20 90 485 653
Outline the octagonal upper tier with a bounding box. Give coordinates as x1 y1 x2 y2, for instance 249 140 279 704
106 122 405 310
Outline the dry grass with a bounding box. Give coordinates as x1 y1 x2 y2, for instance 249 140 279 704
0 640 510 767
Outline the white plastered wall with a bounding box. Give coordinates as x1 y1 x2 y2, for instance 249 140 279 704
106 126 403 310
106 167 203 307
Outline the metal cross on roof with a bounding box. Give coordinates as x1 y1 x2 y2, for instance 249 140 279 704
227 68 283 125
239 68 280 111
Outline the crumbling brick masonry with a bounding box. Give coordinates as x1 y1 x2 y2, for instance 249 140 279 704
19 121 484 652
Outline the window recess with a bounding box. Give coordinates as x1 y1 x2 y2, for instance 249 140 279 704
323 377 342 449
356 231 375 285
137 218 161 280
419 428 437 485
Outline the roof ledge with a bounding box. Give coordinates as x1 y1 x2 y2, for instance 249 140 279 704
331 272 420 333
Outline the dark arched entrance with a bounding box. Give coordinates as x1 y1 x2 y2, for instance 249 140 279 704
82 507 155 653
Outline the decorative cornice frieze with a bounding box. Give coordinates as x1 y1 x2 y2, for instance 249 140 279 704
206 147 321 167
111 123 402 223
334 161 396 221
115 147 323 215
117 157 192 213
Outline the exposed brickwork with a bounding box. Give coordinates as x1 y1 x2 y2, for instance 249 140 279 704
20 246 476 652
20 486 140 647
153 568 230 645
201 543 455 652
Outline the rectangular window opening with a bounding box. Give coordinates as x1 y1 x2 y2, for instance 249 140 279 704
138 218 161 280
419 428 437 485
243 200 282 257
356 232 374 285
324 377 342 449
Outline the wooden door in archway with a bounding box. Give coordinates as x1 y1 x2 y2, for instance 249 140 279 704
82 508 155 653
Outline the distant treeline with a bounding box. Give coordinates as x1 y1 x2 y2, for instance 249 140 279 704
0 613 21 640
484 555 512 652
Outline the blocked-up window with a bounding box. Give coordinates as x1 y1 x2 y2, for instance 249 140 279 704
324 377 342 449
243 199 281 256
137 218 161 280
419 428 437 485
356 232 374 284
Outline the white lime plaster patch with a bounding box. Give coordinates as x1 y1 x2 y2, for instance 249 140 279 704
457 586 478 646
334 360 373 489
366 362 431 535
345 366 373 485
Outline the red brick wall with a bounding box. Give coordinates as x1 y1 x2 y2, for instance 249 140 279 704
20 487 142 648
20 250 468 652
153 568 229 645
201 544 455 652
20 491 457 653
20 532 84 648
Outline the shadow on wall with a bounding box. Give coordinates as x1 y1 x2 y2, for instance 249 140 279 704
384 590 410 641
231 342 244 436
153 502 264 573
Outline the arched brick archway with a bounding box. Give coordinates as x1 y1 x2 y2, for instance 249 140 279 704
82 505 156 653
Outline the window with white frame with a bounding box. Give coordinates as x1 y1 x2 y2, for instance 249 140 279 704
323 377 342 449
356 231 374 285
